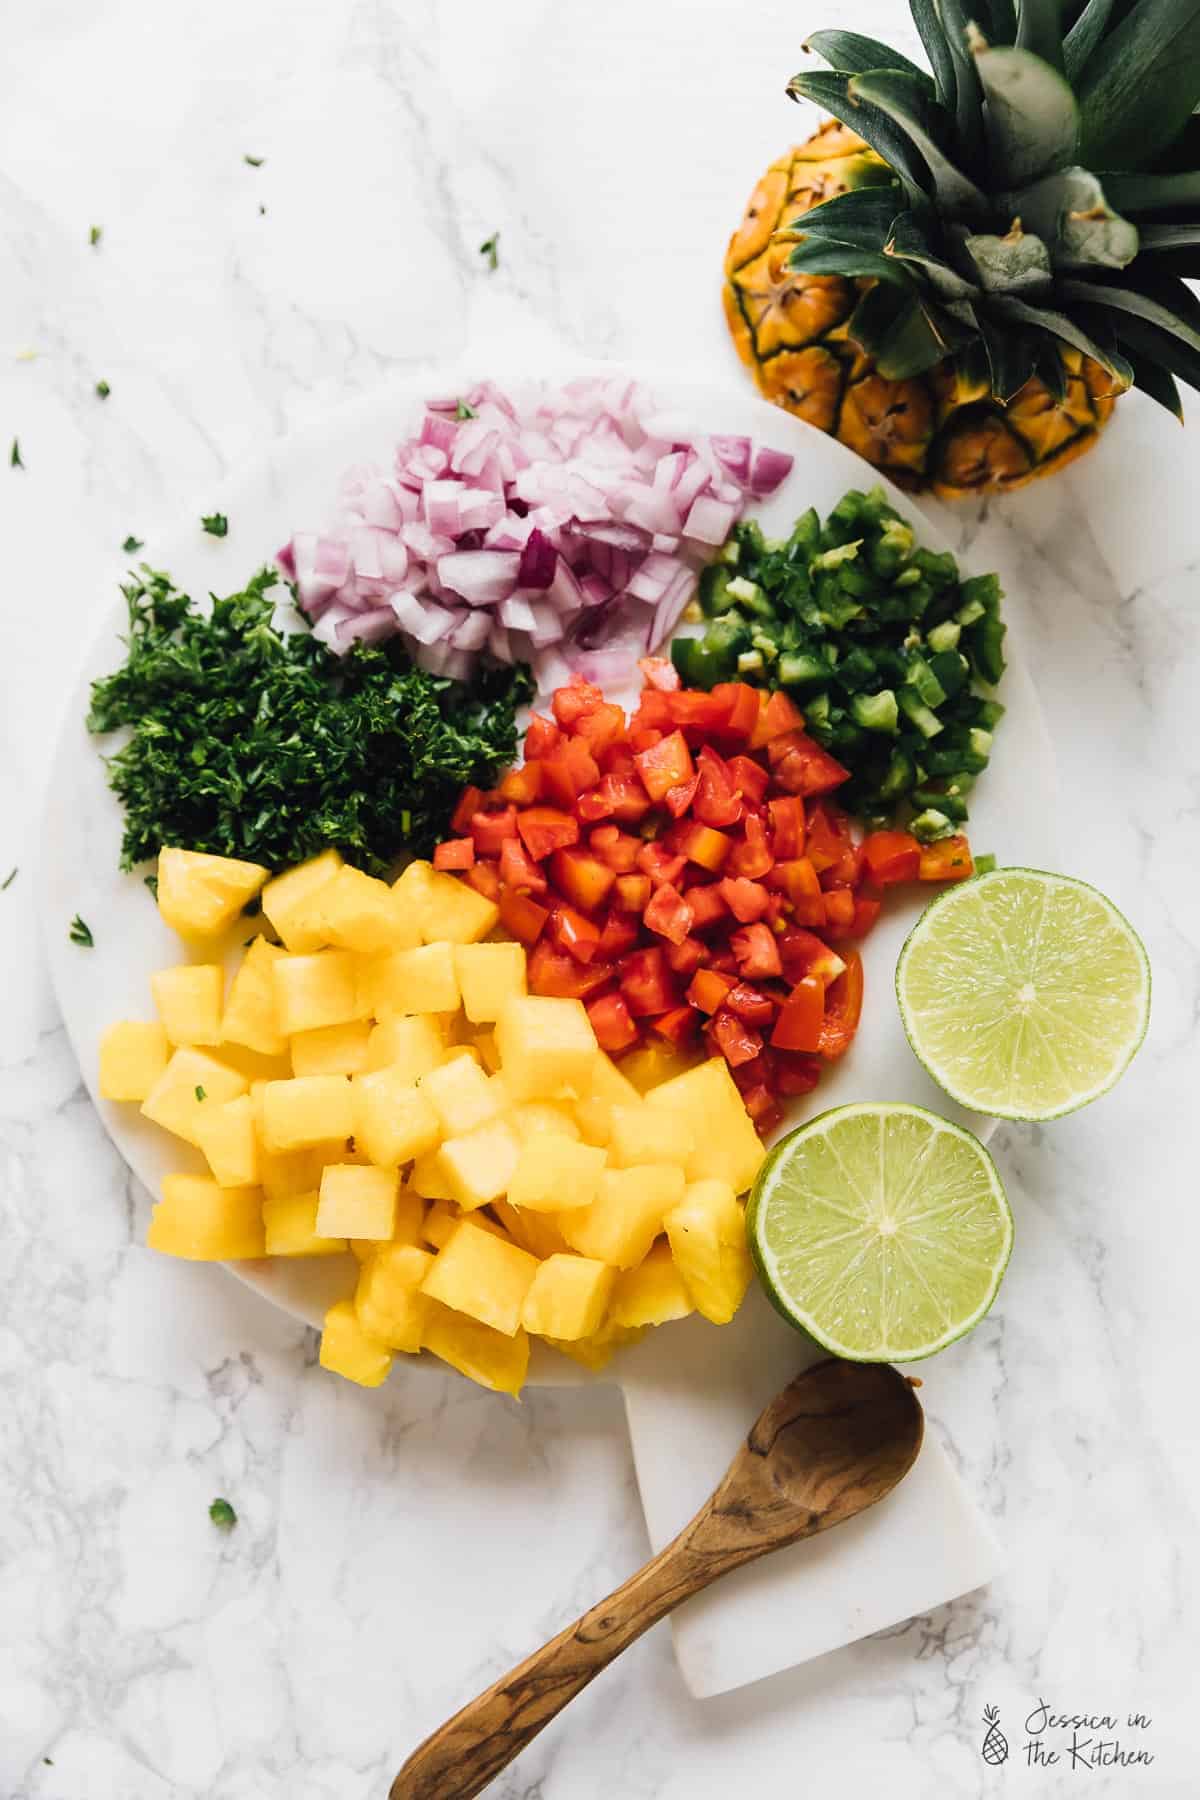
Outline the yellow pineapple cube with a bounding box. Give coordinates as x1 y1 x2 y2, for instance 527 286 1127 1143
262 1190 347 1256
316 1163 398 1240
491 1198 570 1260
609 1239 695 1328
438 1117 520 1209
419 1056 501 1137
571 1047 640 1144
98 1020 170 1102
421 1200 460 1249
147 1175 264 1260
317 864 421 954
272 951 363 1036
140 1049 248 1148
558 1164 685 1269
364 942 460 1018
607 1102 695 1171
319 1299 393 1387
390 858 434 941
647 1058 765 1194
291 1019 372 1078
545 1321 645 1371
507 1136 606 1212
471 1030 501 1072
195 1092 260 1187
509 1101 582 1145
421 1301 528 1395
221 937 288 1056
364 1013 445 1078
352 1068 441 1168
664 1179 753 1324
619 1040 703 1094
261 849 343 952
355 1243 434 1351
150 963 224 1047
420 1221 539 1335
495 995 599 1101
156 847 269 941
454 942 527 1023
260 1075 353 1152
353 1184 425 1259
420 866 499 944
410 1150 456 1201
521 1254 614 1340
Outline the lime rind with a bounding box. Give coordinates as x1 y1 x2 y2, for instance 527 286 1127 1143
895 867 1151 1122
747 1101 1013 1363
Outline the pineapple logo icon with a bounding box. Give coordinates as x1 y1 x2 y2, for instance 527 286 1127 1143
981 1705 1009 1765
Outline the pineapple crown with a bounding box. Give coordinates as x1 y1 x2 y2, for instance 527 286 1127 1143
787 0 1200 417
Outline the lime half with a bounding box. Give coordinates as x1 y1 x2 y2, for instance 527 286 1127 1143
748 1103 1012 1362
896 868 1150 1121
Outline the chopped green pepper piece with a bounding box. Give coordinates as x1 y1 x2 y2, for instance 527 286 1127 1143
850 689 899 734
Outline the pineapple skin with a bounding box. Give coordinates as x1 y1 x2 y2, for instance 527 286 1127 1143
723 121 1118 499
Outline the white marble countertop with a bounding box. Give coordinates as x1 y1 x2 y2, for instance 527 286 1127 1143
2 2 1197 1795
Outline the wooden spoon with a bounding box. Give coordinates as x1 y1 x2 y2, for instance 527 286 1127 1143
390 1357 923 1800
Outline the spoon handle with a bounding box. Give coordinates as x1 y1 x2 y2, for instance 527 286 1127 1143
389 1501 757 1800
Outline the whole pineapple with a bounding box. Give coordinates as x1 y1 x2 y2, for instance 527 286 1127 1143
724 2 1200 498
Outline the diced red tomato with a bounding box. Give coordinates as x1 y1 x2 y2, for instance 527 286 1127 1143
693 745 743 828
524 714 561 760
818 951 863 1059
825 893 883 942
598 911 641 960
728 812 773 879
710 682 761 744
636 842 687 888
685 882 729 929
771 976 824 1051
587 991 639 1054
804 800 855 872
668 819 731 873
576 789 615 824
774 1050 822 1097
433 837 475 871
664 773 700 818
728 753 770 806
663 689 739 737
450 785 485 835
498 887 549 944
550 904 602 965
574 702 627 760
463 861 500 901
528 940 613 999
752 690 805 748
739 1083 784 1134
550 847 616 913
768 795 806 860
594 770 651 822
634 730 694 804
630 689 674 733
499 837 548 894
767 732 851 796
516 806 579 860
589 825 640 872
710 1010 763 1067
862 829 922 885
614 873 653 912
552 675 605 730
724 982 776 1026
778 928 846 987
918 835 974 881
823 888 856 931
638 656 681 692
665 936 705 977
620 946 676 1017
731 923 783 980
651 1004 698 1046
540 738 602 809
686 967 737 1013
498 762 543 805
644 882 695 946
719 876 770 923
471 806 518 857
821 841 866 890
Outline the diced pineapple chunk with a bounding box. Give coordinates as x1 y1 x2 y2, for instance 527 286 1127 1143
260 1075 353 1152
495 995 599 1101
574 1050 643 1145
352 1068 441 1168
421 1221 539 1336
454 942 527 1023
471 1030 501 1072
509 1101 582 1144
558 1165 685 1269
263 1190 347 1256
221 937 288 1056
421 1200 514 1249
544 1321 645 1371
261 850 343 952
156 847 269 941
316 1163 398 1240
647 1059 765 1194
364 942 460 1018
619 1040 703 1094
257 1142 331 1203
592 1051 643 1108
609 1239 695 1328
150 963 224 1047
664 1179 753 1324
607 1102 695 1171
421 1301 529 1395
319 1299 393 1387
98 1020 170 1102
390 859 434 941
140 1049 249 1148
521 1254 614 1340
147 1175 265 1260
419 1056 502 1137
291 1019 372 1078
364 1013 446 1078
420 866 499 944
410 1149 457 1201
438 1117 520 1209
491 1198 571 1261
272 951 363 1036
195 1092 260 1187
507 1136 606 1212
355 1243 434 1351
317 864 421 953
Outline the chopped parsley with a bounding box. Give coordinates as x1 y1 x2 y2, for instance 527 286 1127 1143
455 400 477 420
2 867 16 891
89 225 102 247
243 154 265 167
96 379 111 399
201 512 229 538
209 1497 237 1529
144 874 158 898
87 565 531 874
10 439 23 469
123 535 144 555
479 232 500 271
194 1085 207 1102
69 915 94 947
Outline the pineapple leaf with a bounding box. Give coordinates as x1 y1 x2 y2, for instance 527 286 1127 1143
847 284 954 376
1122 343 1185 416
977 0 1018 41
1101 309 1200 394
1138 221 1200 250
848 71 987 212
972 45 1079 185
1076 0 1200 170
1032 337 1070 398
786 239 915 284
804 30 933 87
1063 0 1116 79
1100 169 1200 216
964 228 1053 290
790 184 907 249
787 70 934 200
1059 269 1200 352
978 315 1039 398
1015 0 1066 72
936 0 987 164
989 291 1134 377
909 0 959 111
1009 167 1135 267
885 212 981 296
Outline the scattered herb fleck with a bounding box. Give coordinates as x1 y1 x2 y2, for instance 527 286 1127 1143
69 915 94 947
2 867 16 890
455 400 476 420
258 204 266 216
96 379 111 399
44 1758 54 1766
123 535 144 555
143 873 159 899
89 225 102 247
195 1085 207 1102
10 439 23 469
209 1497 237 1529
201 512 229 539
243 154 265 167
87 565 531 874
479 232 500 272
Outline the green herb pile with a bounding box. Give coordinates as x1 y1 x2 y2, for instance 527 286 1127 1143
672 487 1005 835
88 566 531 875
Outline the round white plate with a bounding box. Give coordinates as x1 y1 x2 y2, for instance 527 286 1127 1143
42 355 1058 1384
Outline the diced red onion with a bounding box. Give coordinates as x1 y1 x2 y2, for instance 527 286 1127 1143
517 527 557 589
750 446 794 496
437 550 522 607
683 494 738 546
